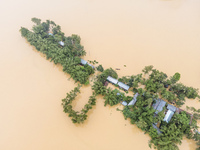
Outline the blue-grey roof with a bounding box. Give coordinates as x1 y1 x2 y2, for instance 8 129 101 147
121 101 128 106
163 109 174 123
152 124 162 134
167 104 176 112
48 33 54 36
152 99 161 110
155 100 166 114
87 63 95 69
128 93 139 106
117 82 130 91
80 59 88 65
58 41 65 46
107 76 118 84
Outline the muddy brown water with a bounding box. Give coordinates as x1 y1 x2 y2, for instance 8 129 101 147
0 0 200 149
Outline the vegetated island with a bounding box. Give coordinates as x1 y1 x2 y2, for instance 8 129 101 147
20 18 200 150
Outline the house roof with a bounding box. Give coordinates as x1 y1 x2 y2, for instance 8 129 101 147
152 124 162 134
58 41 65 46
163 109 174 123
152 99 161 110
117 82 130 91
121 101 128 106
48 33 54 36
107 76 118 84
80 59 88 65
128 93 139 106
155 100 166 114
167 104 177 112
87 63 95 69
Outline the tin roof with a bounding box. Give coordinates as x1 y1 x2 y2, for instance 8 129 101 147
152 99 161 110
121 101 128 106
117 82 130 91
155 100 166 114
163 109 174 123
107 76 118 84
80 59 88 65
152 124 162 134
58 41 65 46
167 104 176 112
128 93 139 106
87 63 95 69
48 33 54 36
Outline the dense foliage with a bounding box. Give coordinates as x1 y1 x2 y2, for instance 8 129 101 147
61 85 97 124
20 18 93 84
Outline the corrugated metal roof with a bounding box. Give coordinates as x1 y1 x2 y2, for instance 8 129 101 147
117 82 130 91
58 41 65 46
152 99 161 110
152 124 162 134
167 104 176 112
80 59 88 65
107 76 118 84
48 33 54 36
155 100 166 114
163 109 174 123
128 93 139 106
87 63 95 69
121 101 128 106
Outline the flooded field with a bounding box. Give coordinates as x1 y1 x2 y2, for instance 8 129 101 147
0 0 200 149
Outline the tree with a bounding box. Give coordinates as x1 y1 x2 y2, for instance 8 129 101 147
31 17 41 25
97 64 104 72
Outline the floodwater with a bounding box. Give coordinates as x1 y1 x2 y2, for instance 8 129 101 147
0 0 200 150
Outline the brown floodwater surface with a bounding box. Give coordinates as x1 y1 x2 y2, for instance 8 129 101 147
0 0 200 150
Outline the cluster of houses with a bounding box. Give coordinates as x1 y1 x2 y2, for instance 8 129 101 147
105 75 194 134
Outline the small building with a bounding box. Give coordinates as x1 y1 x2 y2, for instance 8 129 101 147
128 93 139 106
80 59 88 65
107 76 118 85
121 101 128 106
87 63 95 69
59 41 65 46
167 104 176 112
163 109 174 123
152 99 161 110
152 124 162 134
117 82 130 91
155 100 166 114
48 33 54 36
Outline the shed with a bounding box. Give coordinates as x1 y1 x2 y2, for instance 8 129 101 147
48 33 54 36
152 99 161 110
167 104 176 112
117 82 130 91
155 100 166 114
128 93 139 106
163 109 174 123
80 59 88 65
121 101 128 106
58 41 65 46
106 76 118 85
152 124 162 134
87 63 95 69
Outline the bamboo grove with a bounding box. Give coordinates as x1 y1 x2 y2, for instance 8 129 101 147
20 18 200 150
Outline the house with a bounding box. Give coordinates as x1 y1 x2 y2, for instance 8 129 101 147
117 82 130 91
152 99 161 110
167 104 176 112
87 63 95 69
163 109 174 123
152 124 162 134
58 41 65 46
48 33 54 36
80 59 87 65
121 101 128 106
155 100 166 114
128 93 139 106
107 76 118 84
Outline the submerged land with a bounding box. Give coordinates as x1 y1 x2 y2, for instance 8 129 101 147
20 18 200 150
